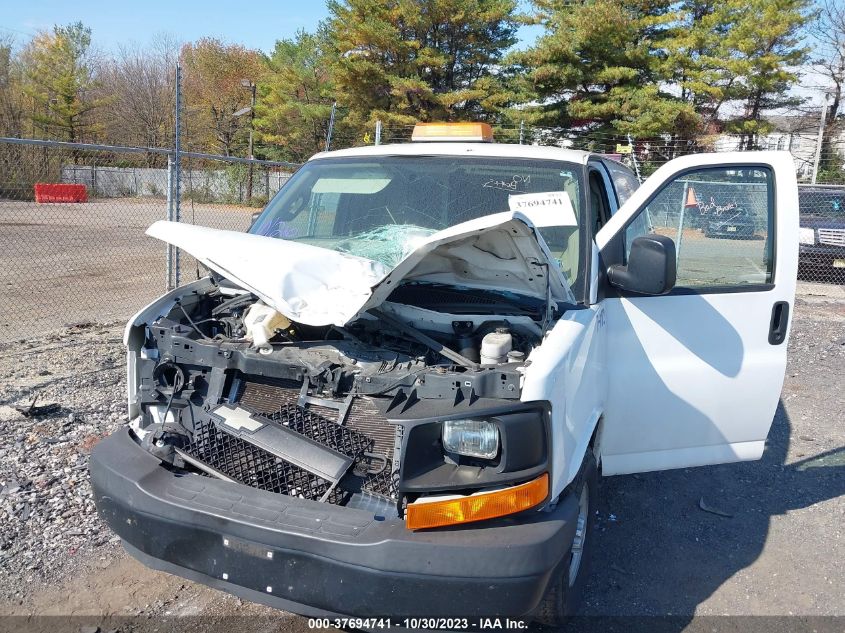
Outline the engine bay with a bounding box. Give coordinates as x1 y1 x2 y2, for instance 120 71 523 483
129 276 551 518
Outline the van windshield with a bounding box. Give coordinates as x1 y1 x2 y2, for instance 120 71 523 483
250 155 584 284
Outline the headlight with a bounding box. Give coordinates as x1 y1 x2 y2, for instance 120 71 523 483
799 227 816 245
442 419 499 459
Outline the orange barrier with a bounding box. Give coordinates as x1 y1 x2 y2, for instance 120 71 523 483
34 183 88 203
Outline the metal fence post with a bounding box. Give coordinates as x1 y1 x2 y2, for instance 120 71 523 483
165 154 174 290
628 134 642 182
325 101 337 151
174 64 183 286
675 181 689 265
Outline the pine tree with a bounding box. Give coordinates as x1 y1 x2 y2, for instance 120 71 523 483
326 0 519 133
718 0 810 148
255 28 338 163
514 0 698 138
661 0 736 132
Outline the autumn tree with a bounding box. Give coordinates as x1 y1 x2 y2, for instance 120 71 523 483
255 28 337 162
0 36 26 138
20 22 106 142
180 38 265 156
102 34 178 159
326 0 519 133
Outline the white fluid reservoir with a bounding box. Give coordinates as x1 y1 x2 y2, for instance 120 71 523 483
480 328 512 365
243 302 291 354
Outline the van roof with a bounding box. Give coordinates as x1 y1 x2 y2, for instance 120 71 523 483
309 142 593 165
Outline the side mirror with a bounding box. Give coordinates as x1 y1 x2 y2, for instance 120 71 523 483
248 211 261 231
608 234 676 295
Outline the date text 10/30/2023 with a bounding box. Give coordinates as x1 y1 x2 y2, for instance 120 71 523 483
308 617 530 630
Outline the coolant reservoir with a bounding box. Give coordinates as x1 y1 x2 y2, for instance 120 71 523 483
243 302 291 354
480 328 512 365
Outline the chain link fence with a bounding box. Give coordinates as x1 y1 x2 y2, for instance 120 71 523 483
0 137 298 342
796 185 845 286
1 133 842 343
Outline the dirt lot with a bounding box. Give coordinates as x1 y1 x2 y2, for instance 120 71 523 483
0 283 842 631
0 198 255 342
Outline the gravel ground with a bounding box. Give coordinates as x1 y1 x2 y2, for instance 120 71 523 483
0 291 842 631
0 322 126 595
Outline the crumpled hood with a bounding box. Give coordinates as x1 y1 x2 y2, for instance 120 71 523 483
146 211 574 327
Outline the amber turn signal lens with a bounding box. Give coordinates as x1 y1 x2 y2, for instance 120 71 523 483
405 473 549 530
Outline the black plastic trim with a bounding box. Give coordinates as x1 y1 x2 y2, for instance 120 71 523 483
90 427 578 618
400 406 549 493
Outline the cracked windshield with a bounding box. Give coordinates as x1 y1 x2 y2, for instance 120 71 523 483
250 155 583 284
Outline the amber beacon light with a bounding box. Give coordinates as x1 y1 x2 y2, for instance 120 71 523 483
411 122 494 143
405 473 550 530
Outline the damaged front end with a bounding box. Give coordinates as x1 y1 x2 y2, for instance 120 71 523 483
124 213 569 526
126 279 550 523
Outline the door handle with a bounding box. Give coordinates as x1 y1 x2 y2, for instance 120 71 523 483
768 301 789 345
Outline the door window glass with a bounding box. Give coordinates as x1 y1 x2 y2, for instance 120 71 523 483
604 160 640 206
624 167 774 288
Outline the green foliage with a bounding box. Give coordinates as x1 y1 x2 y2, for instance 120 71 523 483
20 22 108 142
515 0 810 142
716 0 811 146
662 0 810 144
1 5 817 162
254 28 337 163
816 160 845 185
325 0 520 133
513 0 698 137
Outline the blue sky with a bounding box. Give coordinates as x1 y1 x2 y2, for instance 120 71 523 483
1 0 540 54
1 1 332 53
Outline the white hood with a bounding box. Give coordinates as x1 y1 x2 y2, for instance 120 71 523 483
146 211 575 327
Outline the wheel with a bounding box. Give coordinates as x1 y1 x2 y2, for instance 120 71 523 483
533 451 598 627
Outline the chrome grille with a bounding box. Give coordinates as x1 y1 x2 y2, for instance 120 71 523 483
818 228 845 246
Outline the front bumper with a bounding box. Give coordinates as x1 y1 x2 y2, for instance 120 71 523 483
90 428 578 618
799 243 845 269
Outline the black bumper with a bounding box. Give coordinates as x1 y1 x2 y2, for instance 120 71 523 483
799 244 845 269
90 428 578 618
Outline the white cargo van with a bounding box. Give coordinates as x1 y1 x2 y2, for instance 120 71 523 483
91 122 797 625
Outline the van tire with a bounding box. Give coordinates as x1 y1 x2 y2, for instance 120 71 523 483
533 451 598 627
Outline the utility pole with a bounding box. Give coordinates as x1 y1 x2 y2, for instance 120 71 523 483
811 97 829 185
375 120 382 145
519 120 525 145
